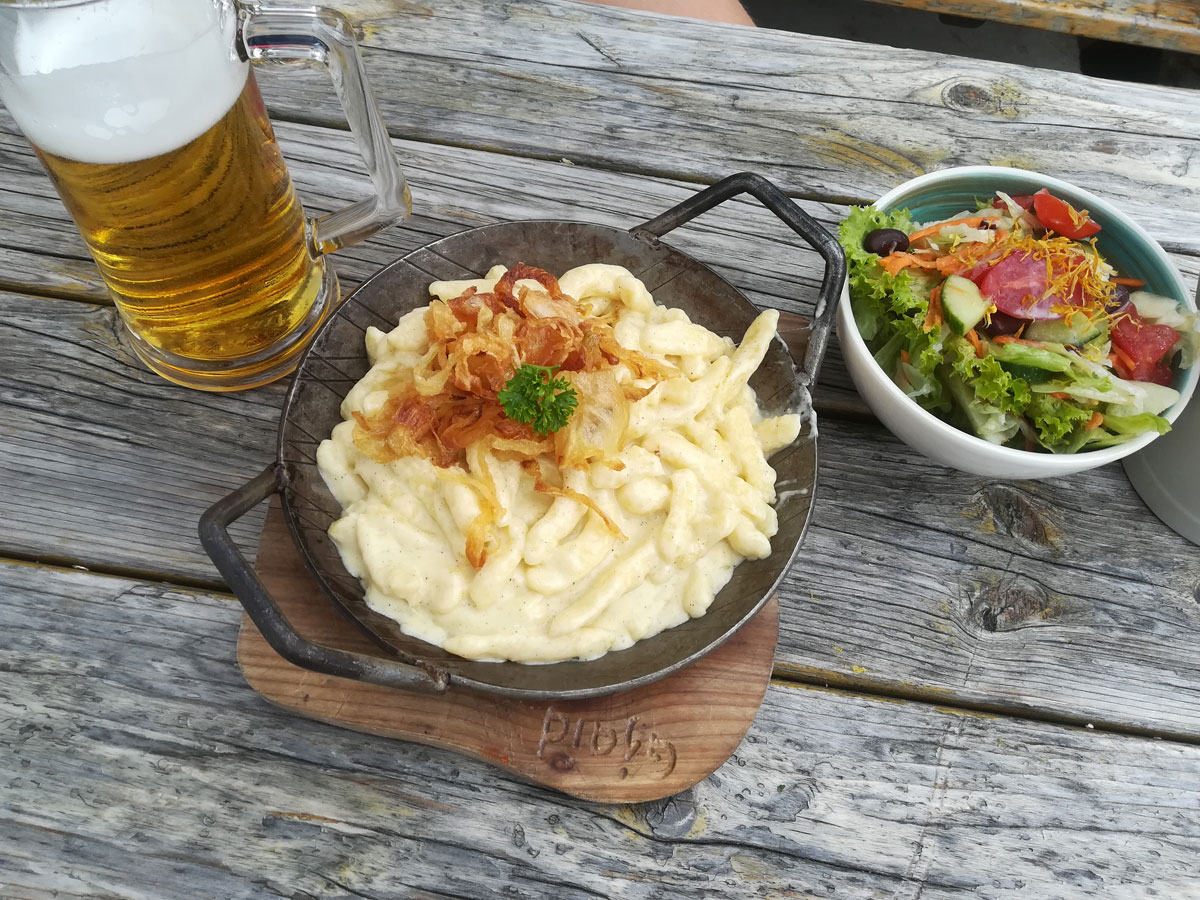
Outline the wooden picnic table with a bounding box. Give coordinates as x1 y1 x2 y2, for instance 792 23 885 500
861 0 1200 55
3 1 1200 896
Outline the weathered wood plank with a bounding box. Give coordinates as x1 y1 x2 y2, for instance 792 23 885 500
6 288 1200 736
2 561 1199 899
0 112 874 410
780 416 1200 737
861 0 1200 54
0 106 852 316
242 0 1200 251
0 295 280 585
2 113 1197 416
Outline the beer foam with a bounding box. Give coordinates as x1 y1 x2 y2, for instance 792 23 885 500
1 0 248 164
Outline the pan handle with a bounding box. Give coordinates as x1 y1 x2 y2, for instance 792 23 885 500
199 465 448 693
631 172 846 387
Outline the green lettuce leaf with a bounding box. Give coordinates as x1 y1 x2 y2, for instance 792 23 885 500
1051 427 1132 455
945 336 1031 412
1103 412 1171 437
840 206 907 343
1029 369 1115 404
839 206 948 410
895 360 942 404
1026 394 1094 447
942 370 1023 444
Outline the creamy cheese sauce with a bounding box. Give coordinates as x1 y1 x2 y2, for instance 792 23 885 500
316 264 801 663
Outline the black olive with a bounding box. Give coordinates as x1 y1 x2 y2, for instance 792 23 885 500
979 310 1028 337
863 228 909 256
1105 282 1131 314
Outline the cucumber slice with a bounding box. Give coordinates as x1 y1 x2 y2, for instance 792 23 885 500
999 361 1056 384
942 275 990 335
993 341 1074 373
1024 315 1106 345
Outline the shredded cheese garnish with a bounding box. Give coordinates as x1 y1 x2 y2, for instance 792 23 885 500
943 230 1118 324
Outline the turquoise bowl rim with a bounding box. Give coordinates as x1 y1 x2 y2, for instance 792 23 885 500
874 166 1192 315
841 164 1197 466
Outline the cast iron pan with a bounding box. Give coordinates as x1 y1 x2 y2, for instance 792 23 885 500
200 172 846 699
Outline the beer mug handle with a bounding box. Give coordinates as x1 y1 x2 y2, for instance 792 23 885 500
239 6 411 255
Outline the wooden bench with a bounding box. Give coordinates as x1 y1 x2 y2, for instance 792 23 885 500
862 0 1200 54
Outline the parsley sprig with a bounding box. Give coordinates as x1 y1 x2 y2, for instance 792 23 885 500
498 364 579 435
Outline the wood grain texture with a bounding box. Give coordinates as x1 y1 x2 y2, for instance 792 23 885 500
862 0 1200 54
0 110 864 404
780 417 1200 737
0 292 279 585
6 288 1200 736
238 506 776 803
3 560 1200 899
1 110 1196 414
241 0 1200 251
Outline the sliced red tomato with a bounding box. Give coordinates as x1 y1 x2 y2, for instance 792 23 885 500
966 252 1086 320
1112 355 1174 386
1110 307 1179 385
1031 189 1101 240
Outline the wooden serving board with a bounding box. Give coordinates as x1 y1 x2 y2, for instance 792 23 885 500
237 504 779 803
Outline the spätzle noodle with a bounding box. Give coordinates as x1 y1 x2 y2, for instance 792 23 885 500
316 264 801 663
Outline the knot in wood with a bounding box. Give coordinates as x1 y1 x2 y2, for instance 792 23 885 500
944 82 994 111
966 575 1057 633
942 79 1022 118
969 483 1062 551
642 788 698 838
764 779 816 822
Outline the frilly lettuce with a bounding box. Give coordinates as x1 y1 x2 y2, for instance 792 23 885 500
1025 394 1093 447
945 336 1032 411
840 206 949 411
943 371 1022 444
839 205 1185 453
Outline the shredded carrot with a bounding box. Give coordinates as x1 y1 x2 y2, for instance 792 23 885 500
900 349 910 364
1050 392 1073 401
922 285 943 333
935 256 969 276
1111 277 1145 288
1111 345 1136 372
879 251 940 277
992 335 1041 347
1085 412 1104 430
964 329 985 358
906 215 1004 246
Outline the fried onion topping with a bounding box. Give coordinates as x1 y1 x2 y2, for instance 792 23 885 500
351 264 674 567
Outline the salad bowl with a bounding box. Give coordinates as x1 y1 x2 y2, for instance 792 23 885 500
836 165 1197 479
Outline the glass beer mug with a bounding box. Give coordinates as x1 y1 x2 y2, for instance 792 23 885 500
0 0 410 390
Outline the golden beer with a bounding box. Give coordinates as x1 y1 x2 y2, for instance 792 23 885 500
1 0 408 390
37 74 325 384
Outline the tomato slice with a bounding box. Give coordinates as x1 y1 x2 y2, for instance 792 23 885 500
1110 307 1179 385
967 252 1086 320
1031 189 1101 240
1112 352 1175 386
